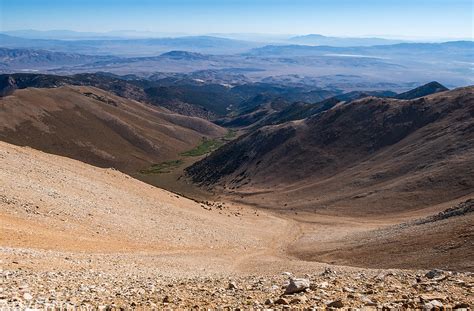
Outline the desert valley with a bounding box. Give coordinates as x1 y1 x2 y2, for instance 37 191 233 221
0 1 473 309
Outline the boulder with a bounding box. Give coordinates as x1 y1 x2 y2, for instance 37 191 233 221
284 278 310 294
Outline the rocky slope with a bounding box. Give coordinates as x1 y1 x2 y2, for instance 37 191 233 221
290 199 474 271
0 85 225 172
1 140 472 309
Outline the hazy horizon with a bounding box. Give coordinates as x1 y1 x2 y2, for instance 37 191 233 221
1 0 473 40
2 29 473 42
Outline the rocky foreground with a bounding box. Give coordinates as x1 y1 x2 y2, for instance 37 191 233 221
1 263 472 310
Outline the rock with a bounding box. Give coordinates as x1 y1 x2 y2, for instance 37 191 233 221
430 300 444 308
362 296 377 306
420 294 447 302
284 278 310 294
282 272 292 277
228 281 238 290
424 300 444 310
275 298 289 305
23 293 33 301
425 269 444 279
264 298 273 305
454 303 470 309
319 281 329 289
322 267 336 276
290 295 307 304
327 299 344 308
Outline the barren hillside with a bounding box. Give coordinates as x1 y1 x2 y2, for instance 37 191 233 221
0 86 226 172
1 140 472 309
187 86 474 216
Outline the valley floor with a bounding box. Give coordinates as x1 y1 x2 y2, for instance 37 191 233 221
0 141 473 309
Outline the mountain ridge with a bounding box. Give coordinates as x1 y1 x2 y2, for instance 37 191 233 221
186 86 474 216
0 85 226 173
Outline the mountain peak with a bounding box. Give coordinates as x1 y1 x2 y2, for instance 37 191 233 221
395 81 449 100
159 50 208 60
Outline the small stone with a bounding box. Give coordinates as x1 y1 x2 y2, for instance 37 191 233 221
290 295 307 304
430 300 444 308
420 294 447 302
275 298 289 305
23 293 33 301
228 281 238 290
264 298 273 305
284 278 310 294
319 281 329 289
322 267 336 276
362 296 377 306
454 303 470 309
425 269 444 279
327 299 344 308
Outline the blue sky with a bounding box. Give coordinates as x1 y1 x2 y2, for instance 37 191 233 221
1 0 472 39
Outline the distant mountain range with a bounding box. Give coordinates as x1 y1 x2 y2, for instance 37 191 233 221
1 33 473 90
0 33 262 56
246 41 474 59
0 47 118 69
288 34 405 46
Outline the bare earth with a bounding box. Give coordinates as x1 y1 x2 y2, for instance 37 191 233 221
0 141 473 309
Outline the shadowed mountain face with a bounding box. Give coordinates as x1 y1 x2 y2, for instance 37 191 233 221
0 86 225 172
215 97 342 129
0 73 148 100
186 86 474 216
0 73 341 118
214 82 448 130
394 81 449 99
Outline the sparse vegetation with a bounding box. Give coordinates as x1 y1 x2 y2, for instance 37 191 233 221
139 159 184 174
181 131 237 157
223 129 237 141
180 138 224 157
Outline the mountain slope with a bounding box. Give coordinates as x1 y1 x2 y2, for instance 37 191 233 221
0 73 221 118
0 139 285 265
0 86 225 172
395 81 448 99
0 47 118 70
290 198 474 270
187 86 474 216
